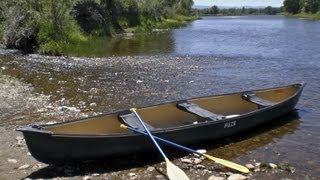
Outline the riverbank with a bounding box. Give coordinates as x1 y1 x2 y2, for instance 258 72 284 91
1 47 318 179
283 12 320 20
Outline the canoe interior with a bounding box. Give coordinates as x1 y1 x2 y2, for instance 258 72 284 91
46 84 301 135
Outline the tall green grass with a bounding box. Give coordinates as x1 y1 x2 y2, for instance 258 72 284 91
283 12 320 20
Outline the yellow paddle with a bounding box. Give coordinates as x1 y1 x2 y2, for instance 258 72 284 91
121 124 249 174
129 108 189 180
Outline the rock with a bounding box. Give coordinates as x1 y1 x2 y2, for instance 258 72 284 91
254 162 261 167
18 164 30 170
45 121 57 125
15 136 24 141
195 164 206 169
156 174 166 179
92 173 100 177
128 172 137 179
7 158 18 163
227 174 247 180
136 80 143 83
82 176 91 180
208 175 226 180
181 158 193 164
245 164 254 170
147 166 155 172
89 103 97 108
192 158 202 164
269 163 277 169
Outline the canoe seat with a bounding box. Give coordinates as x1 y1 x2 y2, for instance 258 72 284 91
242 91 276 108
177 101 225 121
119 112 157 131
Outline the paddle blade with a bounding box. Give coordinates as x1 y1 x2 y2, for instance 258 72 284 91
203 154 249 173
165 158 190 180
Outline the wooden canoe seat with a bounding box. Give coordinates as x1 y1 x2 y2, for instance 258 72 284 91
119 111 157 131
242 91 276 108
177 101 225 121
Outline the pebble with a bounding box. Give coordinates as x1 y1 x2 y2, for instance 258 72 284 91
15 136 24 141
7 158 18 163
181 158 193 164
195 164 206 169
255 162 261 167
245 163 255 170
92 173 100 177
89 103 97 108
193 158 202 164
208 175 226 180
82 176 91 180
18 164 30 170
156 174 166 179
227 174 248 180
128 172 137 179
269 163 277 169
147 166 155 172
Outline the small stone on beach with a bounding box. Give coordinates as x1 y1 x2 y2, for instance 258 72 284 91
7 158 18 163
227 174 247 180
245 164 255 170
208 175 225 180
18 164 30 170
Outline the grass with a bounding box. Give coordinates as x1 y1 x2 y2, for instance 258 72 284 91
57 36 112 57
283 12 320 20
0 23 3 41
127 15 197 33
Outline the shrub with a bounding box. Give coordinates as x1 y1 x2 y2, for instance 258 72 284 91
2 1 39 52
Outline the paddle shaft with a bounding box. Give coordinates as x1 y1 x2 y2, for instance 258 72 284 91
130 109 167 159
125 125 200 156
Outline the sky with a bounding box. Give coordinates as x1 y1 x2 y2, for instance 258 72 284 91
193 0 284 7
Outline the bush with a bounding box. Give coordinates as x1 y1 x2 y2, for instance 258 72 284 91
72 0 110 35
37 15 87 55
2 1 39 52
0 23 3 40
1 0 87 54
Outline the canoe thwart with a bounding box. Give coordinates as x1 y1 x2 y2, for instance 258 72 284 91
177 101 225 121
118 111 157 131
242 91 276 108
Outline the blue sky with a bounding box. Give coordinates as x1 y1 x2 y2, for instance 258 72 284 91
193 0 284 7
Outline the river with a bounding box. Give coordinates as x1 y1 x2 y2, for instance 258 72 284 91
0 15 319 179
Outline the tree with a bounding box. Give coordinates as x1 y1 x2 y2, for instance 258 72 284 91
283 0 301 14
303 0 320 13
210 5 219 15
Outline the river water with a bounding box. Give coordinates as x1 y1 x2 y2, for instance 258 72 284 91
0 15 319 179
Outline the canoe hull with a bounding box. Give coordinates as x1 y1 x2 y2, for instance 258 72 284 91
19 84 304 164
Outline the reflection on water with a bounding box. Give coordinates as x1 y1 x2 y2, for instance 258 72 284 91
204 111 301 159
63 33 175 57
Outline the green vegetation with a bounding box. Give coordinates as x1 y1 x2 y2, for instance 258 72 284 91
196 6 281 16
283 0 320 20
0 0 195 55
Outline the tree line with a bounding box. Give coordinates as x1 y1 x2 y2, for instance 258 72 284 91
196 6 282 16
283 0 320 14
0 0 193 54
